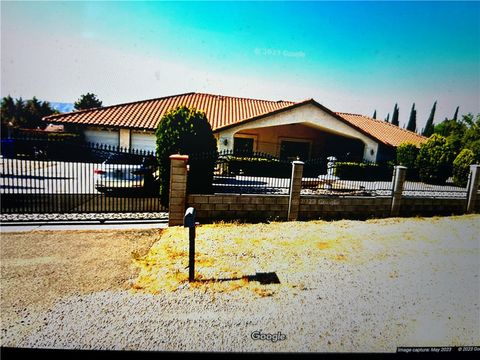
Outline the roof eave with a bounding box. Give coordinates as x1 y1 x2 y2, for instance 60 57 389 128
212 99 312 133
214 99 392 147
42 92 198 122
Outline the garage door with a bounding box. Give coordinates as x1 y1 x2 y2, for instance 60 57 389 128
84 129 119 147
131 132 156 153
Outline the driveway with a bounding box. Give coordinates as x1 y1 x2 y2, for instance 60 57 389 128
1 158 100 194
1 158 166 213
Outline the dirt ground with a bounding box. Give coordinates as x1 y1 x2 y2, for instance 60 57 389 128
0 228 160 340
1 215 479 352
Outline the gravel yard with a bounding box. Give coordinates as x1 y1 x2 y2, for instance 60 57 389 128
1 215 479 353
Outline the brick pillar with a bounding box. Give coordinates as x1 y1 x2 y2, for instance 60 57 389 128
168 154 189 226
288 160 304 221
390 165 407 217
466 165 480 214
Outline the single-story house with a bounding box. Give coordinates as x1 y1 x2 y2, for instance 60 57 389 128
43 92 426 163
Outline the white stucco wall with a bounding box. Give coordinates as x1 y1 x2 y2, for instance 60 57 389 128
216 103 379 162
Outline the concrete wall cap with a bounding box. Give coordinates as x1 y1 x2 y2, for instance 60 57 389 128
169 154 189 161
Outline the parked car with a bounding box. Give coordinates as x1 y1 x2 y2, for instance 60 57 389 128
94 154 159 196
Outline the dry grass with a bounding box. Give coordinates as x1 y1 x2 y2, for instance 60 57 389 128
131 214 480 297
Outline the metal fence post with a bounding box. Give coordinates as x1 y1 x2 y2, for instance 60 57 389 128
391 165 407 217
466 165 480 214
288 160 304 221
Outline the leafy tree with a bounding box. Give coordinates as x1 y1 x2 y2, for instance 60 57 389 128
385 113 390 122
155 105 218 205
1 95 16 126
1 95 17 135
422 101 437 137
432 113 480 160
74 93 103 110
416 134 455 184
406 103 417 132
372 110 377 119
452 149 476 187
1 95 55 132
391 103 399 126
433 118 466 157
453 106 459 121
14 98 27 127
461 113 480 150
24 97 55 129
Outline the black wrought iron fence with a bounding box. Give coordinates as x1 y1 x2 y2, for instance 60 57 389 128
302 158 395 196
188 149 292 194
402 180 469 198
0 138 167 214
302 157 469 198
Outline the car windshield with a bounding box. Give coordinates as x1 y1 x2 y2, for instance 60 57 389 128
104 153 144 165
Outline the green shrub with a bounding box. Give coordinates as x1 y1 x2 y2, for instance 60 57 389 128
17 128 81 142
416 134 455 184
396 142 418 167
452 149 476 187
46 132 81 140
396 142 420 180
155 106 217 204
224 156 290 177
466 139 480 161
333 162 393 181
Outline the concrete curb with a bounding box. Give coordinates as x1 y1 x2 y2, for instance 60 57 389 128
1 219 168 232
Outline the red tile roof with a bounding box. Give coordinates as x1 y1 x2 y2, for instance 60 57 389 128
44 92 426 147
337 112 427 147
44 92 294 131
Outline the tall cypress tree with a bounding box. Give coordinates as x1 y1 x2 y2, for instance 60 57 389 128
422 101 437 137
406 103 417 132
391 103 399 126
372 110 377 119
385 113 390 122
453 106 459 121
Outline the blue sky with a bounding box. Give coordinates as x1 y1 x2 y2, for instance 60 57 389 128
1 1 479 130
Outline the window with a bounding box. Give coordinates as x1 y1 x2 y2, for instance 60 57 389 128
280 140 310 161
234 137 254 155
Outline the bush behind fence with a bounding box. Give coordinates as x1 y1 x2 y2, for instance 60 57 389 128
333 161 393 181
189 149 292 195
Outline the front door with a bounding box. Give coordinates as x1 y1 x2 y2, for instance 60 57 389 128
234 137 254 156
280 140 310 161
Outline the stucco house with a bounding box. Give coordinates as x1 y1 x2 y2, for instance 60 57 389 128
43 92 426 163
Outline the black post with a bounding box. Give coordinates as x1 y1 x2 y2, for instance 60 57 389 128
189 226 195 282
184 207 196 282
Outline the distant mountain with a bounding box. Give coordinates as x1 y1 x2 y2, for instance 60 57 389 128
48 102 74 113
